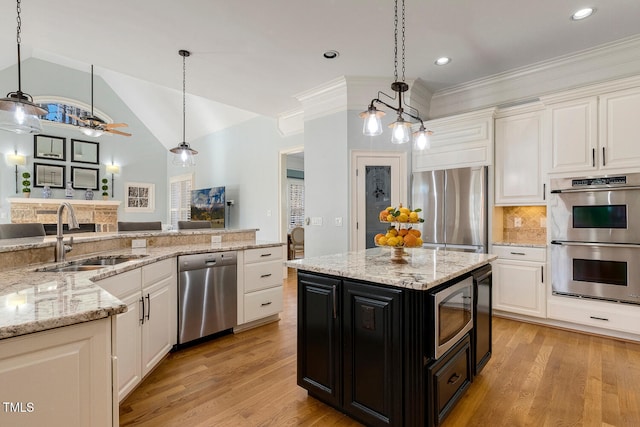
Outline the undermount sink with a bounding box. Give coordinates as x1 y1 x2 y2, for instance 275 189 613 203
36 255 148 273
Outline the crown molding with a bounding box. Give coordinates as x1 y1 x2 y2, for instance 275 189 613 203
277 108 304 136
430 35 640 118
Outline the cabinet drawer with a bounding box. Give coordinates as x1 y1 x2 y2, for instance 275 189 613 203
548 297 640 335
142 258 174 286
244 286 283 323
428 335 472 426
492 245 546 262
96 268 141 299
245 260 283 292
244 247 283 264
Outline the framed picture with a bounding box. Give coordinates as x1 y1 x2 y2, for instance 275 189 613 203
34 135 66 161
125 182 155 212
71 166 99 190
33 163 65 188
71 139 99 164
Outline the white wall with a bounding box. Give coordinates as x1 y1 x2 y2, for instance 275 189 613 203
0 59 168 223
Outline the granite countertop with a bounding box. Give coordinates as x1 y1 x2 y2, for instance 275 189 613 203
0 239 283 340
286 247 496 291
492 241 547 248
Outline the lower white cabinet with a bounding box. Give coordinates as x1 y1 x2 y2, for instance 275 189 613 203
240 247 284 325
0 318 113 427
548 296 640 336
492 245 546 318
97 258 176 402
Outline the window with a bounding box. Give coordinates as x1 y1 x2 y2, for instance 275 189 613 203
34 97 112 127
288 181 305 229
170 174 193 230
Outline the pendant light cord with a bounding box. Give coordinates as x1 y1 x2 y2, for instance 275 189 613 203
16 0 22 94
182 52 186 144
393 0 406 83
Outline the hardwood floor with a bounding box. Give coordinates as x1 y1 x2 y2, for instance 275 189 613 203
120 269 640 426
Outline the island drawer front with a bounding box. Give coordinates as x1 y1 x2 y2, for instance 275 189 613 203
244 286 283 322
492 245 546 262
245 261 283 293
97 268 142 299
428 335 472 426
244 247 283 264
142 258 174 286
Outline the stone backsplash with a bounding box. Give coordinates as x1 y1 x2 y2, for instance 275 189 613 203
9 198 120 232
502 206 547 244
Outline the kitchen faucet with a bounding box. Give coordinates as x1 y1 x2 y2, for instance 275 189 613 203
56 202 80 262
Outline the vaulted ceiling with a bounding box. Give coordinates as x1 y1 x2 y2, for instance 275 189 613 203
1 0 640 147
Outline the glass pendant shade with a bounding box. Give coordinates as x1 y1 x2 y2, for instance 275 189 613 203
360 107 385 136
389 118 411 144
0 96 45 134
80 126 104 138
170 142 198 167
413 128 432 150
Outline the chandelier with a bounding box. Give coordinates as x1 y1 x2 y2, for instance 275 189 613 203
170 49 198 167
360 0 432 150
0 0 47 134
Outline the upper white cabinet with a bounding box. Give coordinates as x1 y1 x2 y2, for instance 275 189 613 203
494 107 546 205
413 107 495 172
544 83 640 174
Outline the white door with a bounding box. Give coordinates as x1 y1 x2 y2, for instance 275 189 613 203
351 151 407 251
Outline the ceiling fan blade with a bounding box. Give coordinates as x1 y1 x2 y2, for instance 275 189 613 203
68 113 89 125
106 129 132 137
102 122 129 128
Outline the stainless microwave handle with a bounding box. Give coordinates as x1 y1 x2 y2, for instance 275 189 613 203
551 240 640 249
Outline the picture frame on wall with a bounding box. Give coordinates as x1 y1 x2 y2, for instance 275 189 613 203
71 166 99 190
34 135 66 161
124 182 155 212
33 163 65 188
71 139 99 164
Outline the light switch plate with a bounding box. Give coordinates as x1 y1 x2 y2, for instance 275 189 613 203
335 217 343 227
311 217 323 226
514 217 522 228
211 235 222 243
131 239 147 248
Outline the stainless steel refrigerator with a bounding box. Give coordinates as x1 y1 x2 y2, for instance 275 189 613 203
411 166 488 253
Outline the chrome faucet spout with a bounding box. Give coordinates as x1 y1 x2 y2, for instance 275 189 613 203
55 202 80 262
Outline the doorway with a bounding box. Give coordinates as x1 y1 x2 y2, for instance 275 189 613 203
351 151 407 251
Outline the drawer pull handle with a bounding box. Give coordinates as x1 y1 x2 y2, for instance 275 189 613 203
261 301 272 307
260 253 272 257
261 273 272 278
139 297 145 325
447 373 461 385
510 252 526 256
590 315 609 322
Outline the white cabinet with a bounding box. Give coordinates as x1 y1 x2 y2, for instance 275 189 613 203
97 258 176 402
239 247 284 326
494 109 546 205
492 245 546 318
546 87 640 174
548 295 640 336
0 318 113 427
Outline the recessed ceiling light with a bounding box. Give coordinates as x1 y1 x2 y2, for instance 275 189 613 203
434 57 451 66
323 50 339 59
571 7 595 20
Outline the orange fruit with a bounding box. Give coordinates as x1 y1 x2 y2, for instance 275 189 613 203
374 233 384 244
398 229 409 237
403 233 418 247
409 228 421 238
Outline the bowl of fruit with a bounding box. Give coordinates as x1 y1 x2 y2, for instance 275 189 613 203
374 204 424 263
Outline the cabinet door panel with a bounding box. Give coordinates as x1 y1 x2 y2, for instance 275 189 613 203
343 281 403 427
116 291 143 402
599 87 640 170
142 276 174 376
297 273 341 407
493 260 545 318
548 98 598 173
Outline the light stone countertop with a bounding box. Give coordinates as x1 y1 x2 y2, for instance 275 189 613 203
492 242 547 248
0 239 283 340
286 247 497 291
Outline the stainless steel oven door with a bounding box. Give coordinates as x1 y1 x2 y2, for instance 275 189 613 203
551 241 640 305
550 189 640 244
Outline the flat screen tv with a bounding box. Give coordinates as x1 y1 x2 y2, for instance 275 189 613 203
190 186 225 228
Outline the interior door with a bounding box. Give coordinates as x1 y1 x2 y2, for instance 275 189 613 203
352 152 407 251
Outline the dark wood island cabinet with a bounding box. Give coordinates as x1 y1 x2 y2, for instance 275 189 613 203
290 248 496 427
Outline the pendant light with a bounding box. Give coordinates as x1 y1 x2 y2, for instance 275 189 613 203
170 50 198 167
0 0 47 134
360 0 432 149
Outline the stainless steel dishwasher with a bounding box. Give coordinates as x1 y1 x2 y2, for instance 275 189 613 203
177 251 237 345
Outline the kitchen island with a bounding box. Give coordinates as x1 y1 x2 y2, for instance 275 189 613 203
287 247 496 427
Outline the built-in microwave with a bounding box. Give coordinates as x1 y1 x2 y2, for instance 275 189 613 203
430 276 474 359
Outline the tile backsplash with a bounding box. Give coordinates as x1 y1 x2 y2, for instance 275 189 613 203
502 206 547 244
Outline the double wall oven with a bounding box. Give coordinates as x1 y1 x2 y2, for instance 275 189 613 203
550 173 640 304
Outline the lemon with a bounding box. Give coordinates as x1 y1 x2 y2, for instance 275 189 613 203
378 236 388 246
397 213 409 223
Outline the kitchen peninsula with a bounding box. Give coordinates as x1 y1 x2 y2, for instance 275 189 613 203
287 248 496 427
0 228 284 427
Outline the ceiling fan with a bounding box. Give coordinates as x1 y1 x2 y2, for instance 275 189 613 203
69 65 131 137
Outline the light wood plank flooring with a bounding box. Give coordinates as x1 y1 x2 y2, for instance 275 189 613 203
120 269 640 426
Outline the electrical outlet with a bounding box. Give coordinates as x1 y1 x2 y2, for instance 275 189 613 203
311 217 323 226
335 217 343 227
131 239 147 248
514 217 522 228
211 235 222 243
540 217 547 228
